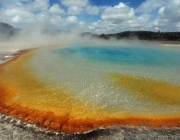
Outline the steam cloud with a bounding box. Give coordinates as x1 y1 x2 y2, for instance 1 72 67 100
0 27 144 53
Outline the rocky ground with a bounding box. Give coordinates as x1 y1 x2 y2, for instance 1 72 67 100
1 113 180 140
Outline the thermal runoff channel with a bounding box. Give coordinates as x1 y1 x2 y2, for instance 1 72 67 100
0 45 180 133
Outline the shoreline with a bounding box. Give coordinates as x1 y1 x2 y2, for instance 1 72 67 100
1 112 180 139
132 40 180 47
156 41 180 47
0 48 36 64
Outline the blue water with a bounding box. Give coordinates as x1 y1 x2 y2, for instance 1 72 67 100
56 46 180 66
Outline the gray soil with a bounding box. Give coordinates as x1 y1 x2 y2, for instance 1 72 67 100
1 113 180 140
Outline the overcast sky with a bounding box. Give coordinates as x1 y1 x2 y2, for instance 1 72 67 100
0 0 179 34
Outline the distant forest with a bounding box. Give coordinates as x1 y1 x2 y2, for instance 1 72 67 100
97 31 180 41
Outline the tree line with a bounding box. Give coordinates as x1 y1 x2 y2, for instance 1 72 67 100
98 31 180 41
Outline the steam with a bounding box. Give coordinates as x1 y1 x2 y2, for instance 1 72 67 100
0 27 144 53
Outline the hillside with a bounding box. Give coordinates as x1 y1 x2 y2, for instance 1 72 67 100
0 22 16 40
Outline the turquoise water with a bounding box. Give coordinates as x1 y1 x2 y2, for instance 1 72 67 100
57 46 180 66
28 45 180 113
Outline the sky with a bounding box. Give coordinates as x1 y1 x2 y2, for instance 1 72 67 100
0 0 180 34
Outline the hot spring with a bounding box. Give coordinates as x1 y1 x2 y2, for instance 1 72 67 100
0 44 180 133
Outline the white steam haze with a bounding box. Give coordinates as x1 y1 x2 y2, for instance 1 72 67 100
0 27 134 53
